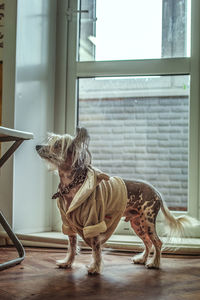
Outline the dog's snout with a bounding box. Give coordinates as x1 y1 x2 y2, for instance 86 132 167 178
36 145 42 152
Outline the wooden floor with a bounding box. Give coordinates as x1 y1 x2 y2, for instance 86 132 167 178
0 247 200 300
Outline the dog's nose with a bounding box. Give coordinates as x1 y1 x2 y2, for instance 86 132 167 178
36 145 42 152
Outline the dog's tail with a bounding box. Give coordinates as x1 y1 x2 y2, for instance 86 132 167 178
160 201 198 237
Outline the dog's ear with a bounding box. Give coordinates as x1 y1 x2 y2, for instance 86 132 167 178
72 127 90 148
69 127 91 170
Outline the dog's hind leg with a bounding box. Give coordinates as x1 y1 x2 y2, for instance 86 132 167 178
132 236 152 265
145 227 162 269
130 220 152 265
56 235 77 268
88 236 102 275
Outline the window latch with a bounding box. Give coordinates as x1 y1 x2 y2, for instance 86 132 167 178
66 8 89 21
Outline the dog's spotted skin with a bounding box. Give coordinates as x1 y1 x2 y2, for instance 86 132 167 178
123 180 162 268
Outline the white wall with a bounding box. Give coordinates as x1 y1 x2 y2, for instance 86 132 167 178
1 0 57 233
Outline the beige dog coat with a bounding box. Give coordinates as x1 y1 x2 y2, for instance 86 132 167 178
57 167 128 247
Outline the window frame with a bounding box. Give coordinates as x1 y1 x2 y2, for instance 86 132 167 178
64 0 200 233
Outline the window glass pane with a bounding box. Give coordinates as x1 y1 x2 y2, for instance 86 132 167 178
78 75 190 211
78 0 191 61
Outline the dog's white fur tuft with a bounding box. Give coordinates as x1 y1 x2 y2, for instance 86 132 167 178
160 201 199 238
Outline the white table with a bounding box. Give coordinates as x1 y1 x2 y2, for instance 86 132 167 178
0 126 34 270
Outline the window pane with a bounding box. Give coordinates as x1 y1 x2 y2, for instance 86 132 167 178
78 76 190 211
78 0 191 61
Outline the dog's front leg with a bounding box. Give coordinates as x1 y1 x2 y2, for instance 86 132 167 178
56 235 77 269
88 236 102 275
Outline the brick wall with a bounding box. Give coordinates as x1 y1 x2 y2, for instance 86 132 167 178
79 96 189 210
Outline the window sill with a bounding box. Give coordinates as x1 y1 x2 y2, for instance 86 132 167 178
1 231 200 255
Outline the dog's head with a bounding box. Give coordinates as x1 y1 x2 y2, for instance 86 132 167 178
36 127 91 172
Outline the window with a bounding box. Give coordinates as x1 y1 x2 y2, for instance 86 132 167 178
79 0 190 61
78 75 190 212
64 0 200 236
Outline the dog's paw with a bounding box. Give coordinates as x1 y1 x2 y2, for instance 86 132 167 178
56 259 73 269
87 263 101 275
131 253 147 265
145 256 160 269
145 261 160 269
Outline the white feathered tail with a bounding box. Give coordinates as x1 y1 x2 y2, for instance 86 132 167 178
160 201 198 237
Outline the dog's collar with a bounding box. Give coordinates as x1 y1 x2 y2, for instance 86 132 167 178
52 169 87 199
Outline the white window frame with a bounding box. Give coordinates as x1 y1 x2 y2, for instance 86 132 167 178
64 0 200 227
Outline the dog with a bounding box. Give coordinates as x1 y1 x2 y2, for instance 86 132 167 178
36 127 195 274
